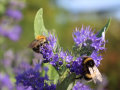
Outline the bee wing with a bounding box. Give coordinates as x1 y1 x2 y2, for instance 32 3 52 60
93 66 102 83
88 67 97 83
29 40 39 48
88 66 102 84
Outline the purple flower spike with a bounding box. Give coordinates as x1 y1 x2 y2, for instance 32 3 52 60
59 61 63 65
6 9 23 21
47 33 57 49
16 68 45 90
73 26 106 56
50 54 59 66
16 66 56 90
2 49 14 68
65 54 73 63
59 50 66 60
8 25 22 41
69 57 83 75
16 85 33 90
0 25 21 41
40 44 54 62
0 74 13 90
0 0 25 41
14 62 32 75
90 51 103 66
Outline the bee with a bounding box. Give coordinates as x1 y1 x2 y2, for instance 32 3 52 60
29 35 48 53
77 56 102 83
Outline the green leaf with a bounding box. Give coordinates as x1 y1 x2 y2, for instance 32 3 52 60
34 8 48 38
56 73 76 90
97 18 111 37
67 82 74 90
44 63 59 84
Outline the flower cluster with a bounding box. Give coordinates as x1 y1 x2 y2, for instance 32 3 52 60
26 26 106 90
38 33 66 70
0 73 37 90
39 33 57 63
67 57 83 75
33 26 106 76
73 26 105 62
73 26 105 54
0 49 31 71
16 66 56 90
63 26 106 75
0 0 25 41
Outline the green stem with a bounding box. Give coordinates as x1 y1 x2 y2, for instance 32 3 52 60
56 73 76 90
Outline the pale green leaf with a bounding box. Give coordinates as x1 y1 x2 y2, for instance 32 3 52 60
34 8 48 38
43 63 59 84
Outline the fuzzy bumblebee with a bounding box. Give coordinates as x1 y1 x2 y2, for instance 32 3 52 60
29 35 48 53
78 57 102 83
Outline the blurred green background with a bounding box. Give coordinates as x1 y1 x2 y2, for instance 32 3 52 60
3 0 120 89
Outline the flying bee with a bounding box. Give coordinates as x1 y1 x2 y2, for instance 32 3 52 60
77 56 102 84
29 35 48 53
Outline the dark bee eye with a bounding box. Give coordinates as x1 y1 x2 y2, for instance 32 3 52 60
86 60 94 67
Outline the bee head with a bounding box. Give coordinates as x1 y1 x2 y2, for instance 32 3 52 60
86 60 95 67
83 57 95 67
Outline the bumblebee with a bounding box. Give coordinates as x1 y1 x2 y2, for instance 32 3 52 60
78 57 102 83
29 35 48 53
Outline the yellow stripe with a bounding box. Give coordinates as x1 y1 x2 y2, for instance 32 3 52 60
36 35 46 40
85 74 92 78
83 57 92 64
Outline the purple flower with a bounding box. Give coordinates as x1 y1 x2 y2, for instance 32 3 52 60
73 81 91 90
90 51 102 66
72 26 106 56
68 57 83 75
0 0 25 41
1 49 14 68
0 73 13 90
1 49 32 74
47 33 57 49
50 54 59 65
38 33 67 69
40 43 54 63
65 54 73 63
16 68 45 90
39 34 58 63
73 26 94 45
6 9 22 20
16 67 56 90
59 61 63 65
59 50 66 60
16 85 33 90
7 25 21 41
14 61 32 75
0 25 21 41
